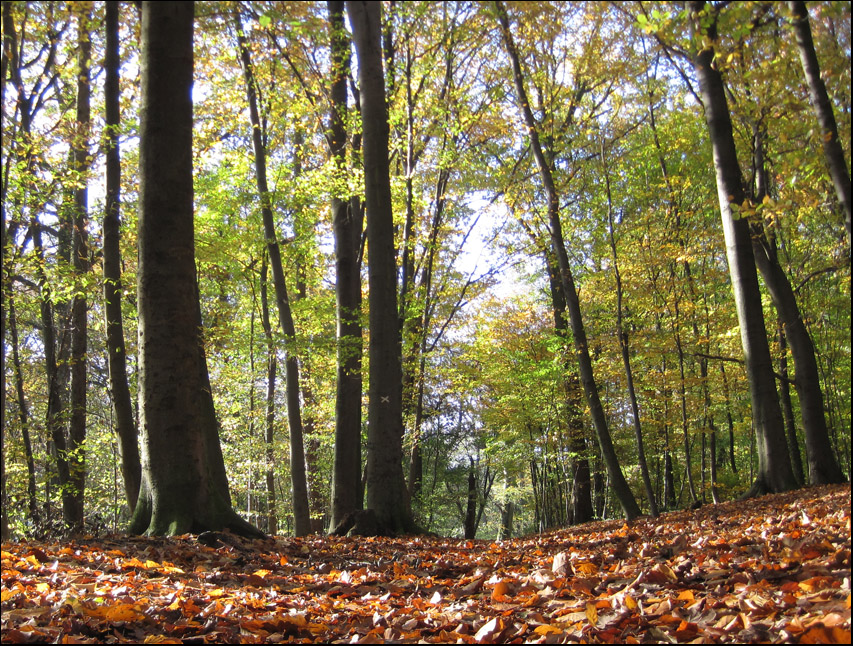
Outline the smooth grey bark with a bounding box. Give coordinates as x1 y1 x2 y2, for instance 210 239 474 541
348 0 415 535
789 0 851 244
328 0 365 531
689 0 797 496
494 0 641 520
103 0 140 513
234 10 311 537
130 1 262 538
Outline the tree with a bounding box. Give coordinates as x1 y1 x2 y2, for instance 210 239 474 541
129 1 262 538
328 0 365 531
66 4 92 530
789 0 851 245
103 0 141 512
493 0 641 521
234 6 311 538
688 0 797 496
348 0 415 535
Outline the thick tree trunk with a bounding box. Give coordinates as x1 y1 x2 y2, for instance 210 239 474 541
495 0 641 520
689 0 797 496
103 0 141 512
348 0 415 535
789 0 851 243
234 10 311 536
751 115 845 485
130 1 262 538
328 0 365 531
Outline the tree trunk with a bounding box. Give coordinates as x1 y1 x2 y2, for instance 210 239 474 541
234 9 311 536
328 0 365 531
8 294 37 516
777 322 805 485
543 250 593 525
67 8 92 530
348 0 415 535
751 116 845 485
602 141 658 516
259 256 278 534
720 362 738 474
103 0 141 513
495 0 641 520
789 0 851 243
689 0 797 496
129 1 262 538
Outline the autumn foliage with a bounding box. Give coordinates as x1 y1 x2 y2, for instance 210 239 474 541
2 484 850 644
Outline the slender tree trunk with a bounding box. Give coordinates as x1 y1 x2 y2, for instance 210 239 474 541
495 0 640 520
542 250 593 525
8 294 37 515
130 1 262 538
689 0 797 496
328 0 365 531
720 362 738 474
349 0 415 534
601 141 658 517
103 0 141 512
234 10 311 536
789 0 851 243
777 323 805 485
259 256 278 534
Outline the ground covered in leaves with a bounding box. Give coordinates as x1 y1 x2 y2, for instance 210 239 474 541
2 484 851 644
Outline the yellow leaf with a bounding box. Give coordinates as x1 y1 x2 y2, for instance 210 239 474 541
586 602 598 625
208 588 227 598
534 625 564 635
624 594 638 610
144 559 160 569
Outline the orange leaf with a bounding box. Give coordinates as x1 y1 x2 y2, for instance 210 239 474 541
677 590 694 602
491 579 510 601
533 625 564 636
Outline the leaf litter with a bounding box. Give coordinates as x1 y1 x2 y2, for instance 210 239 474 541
2 484 850 644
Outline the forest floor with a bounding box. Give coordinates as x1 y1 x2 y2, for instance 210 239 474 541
1 484 850 644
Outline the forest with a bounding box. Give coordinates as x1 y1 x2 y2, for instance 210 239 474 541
1 0 851 545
